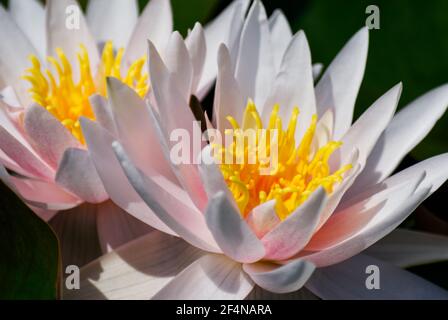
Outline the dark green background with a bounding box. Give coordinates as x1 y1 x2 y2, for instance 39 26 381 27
1 0 448 298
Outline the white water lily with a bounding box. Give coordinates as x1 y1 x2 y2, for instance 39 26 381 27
67 0 448 300
0 0 248 267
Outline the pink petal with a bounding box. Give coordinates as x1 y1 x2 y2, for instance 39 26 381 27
0 125 54 180
96 200 154 253
246 200 279 238
153 254 254 300
205 191 265 263
55 148 108 203
262 187 327 261
80 117 175 236
243 259 315 294
65 231 204 300
11 175 80 206
113 142 220 253
23 104 82 169
306 173 423 252
106 78 174 181
301 187 429 267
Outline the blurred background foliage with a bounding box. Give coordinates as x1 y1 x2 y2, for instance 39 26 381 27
1 0 448 297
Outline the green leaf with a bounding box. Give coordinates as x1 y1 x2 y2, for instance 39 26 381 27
294 0 448 160
0 180 60 300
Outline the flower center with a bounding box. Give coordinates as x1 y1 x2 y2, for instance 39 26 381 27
216 100 352 220
23 41 149 143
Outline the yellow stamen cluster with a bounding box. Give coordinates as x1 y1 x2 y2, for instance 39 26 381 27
215 100 352 220
23 41 149 143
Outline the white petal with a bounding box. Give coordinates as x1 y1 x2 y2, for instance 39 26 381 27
0 125 53 180
64 231 204 300
315 28 369 139
148 42 207 207
164 32 194 101
213 44 245 130
96 200 154 253
365 229 448 268
343 153 448 209
197 145 234 201
0 164 80 214
89 94 117 136
305 254 448 299
197 0 250 98
80 117 175 236
312 63 323 82
124 0 172 66
235 0 274 109
0 5 37 106
86 0 138 48
9 0 46 59
206 191 265 263
307 172 424 251
303 186 430 267
46 0 99 79
246 200 279 238
113 142 220 253
148 41 197 136
316 150 361 229
350 84 448 192
268 9 292 72
186 23 206 95
153 254 254 300
243 259 315 294
55 148 108 204
262 187 327 261
336 83 402 168
262 30 316 142
0 86 21 108
106 78 174 180
50 204 102 269
312 108 333 151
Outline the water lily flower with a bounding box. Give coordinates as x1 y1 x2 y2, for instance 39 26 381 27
68 0 448 300
0 0 248 267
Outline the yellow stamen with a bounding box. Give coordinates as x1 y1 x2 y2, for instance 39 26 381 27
217 100 352 220
23 41 149 144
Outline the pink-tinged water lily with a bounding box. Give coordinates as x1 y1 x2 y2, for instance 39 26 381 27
68 1 448 300
0 0 248 267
